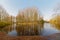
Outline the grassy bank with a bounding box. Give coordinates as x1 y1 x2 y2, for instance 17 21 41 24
0 21 11 29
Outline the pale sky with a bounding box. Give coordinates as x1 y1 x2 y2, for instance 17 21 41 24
0 0 60 20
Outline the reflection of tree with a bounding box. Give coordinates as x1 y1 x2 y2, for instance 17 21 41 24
2 25 14 33
51 24 60 30
16 23 44 36
54 25 60 30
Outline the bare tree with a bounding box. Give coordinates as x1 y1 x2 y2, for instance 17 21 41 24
16 7 43 23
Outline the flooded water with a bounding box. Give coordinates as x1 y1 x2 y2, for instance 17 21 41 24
2 23 60 36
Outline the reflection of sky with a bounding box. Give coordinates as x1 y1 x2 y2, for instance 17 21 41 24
42 23 59 36
8 30 17 36
0 0 60 20
7 23 60 36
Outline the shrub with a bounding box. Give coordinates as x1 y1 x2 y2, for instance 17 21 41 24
0 21 10 28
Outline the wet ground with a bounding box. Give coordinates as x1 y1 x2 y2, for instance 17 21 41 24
0 32 60 40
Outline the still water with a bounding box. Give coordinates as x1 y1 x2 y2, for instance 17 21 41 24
2 23 60 36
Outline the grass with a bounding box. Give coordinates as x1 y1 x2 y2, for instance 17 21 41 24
0 21 11 29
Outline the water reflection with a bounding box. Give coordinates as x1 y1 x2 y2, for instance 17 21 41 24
42 23 60 36
51 24 60 30
2 23 60 36
2 23 44 36
16 24 44 36
2 23 17 36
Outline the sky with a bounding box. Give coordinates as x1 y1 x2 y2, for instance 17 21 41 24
0 0 60 21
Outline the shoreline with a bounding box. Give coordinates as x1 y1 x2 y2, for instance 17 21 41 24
0 32 60 40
